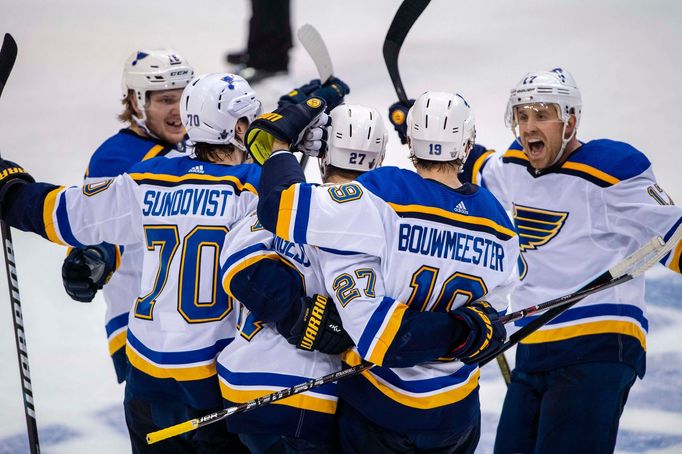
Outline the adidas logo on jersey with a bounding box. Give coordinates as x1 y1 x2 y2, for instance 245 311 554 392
454 201 468 215
188 165 204 174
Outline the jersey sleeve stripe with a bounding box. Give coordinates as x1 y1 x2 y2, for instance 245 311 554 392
275 185 297 240
560 162 620 186
128 172 258 194
292 183 312 244
42 187 67 245
661 217 682 272
55 191 87 248
357 298 408 366
141 144 166 161
471 150 494 185
105 312 130 337
108 330 127 356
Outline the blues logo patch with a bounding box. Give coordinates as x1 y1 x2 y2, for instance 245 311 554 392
513 204 569 280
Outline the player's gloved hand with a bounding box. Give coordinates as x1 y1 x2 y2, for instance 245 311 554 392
62 244 117 303
245 97 328 165
309 77 350 113
0 159 35 205
286 294 354 354
297 113 330 158
277 79 322 108
388 99 415 144
450 300 506 365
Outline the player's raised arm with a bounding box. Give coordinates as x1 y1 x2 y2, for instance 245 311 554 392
0 159 142 247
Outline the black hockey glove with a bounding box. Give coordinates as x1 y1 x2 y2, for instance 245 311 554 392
245 97 328 165
388 99 415 144
287 294 354 355
277 79 322 108
450 300 506 365
309 77 350 113
62 243 117 302
0 159 34 208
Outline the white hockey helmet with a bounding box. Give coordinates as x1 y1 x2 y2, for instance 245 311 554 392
406 91 476 163
323 104 387 172
505 68 582 164
180 73 261 149
122 49 194 109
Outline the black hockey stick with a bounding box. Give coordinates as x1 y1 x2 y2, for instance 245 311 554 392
477 228 681 367
147 360 374 444
383 0 431 104
0 33 41 454
146 230 677 444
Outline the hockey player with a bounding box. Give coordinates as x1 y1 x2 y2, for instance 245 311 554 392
0 72 262 453
463 68 682 454
243 92 517 452
61 48 194 384
217 104 385 453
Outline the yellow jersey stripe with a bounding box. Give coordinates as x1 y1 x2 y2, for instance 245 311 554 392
668 239 682 273
471 150 494 185
222 252 281 297
126 344 217 381
561 162 620 186
108 330 127 356
521 320 646 350
389 203 516 239
275 185 297 240
368 303 408 366
219 381 337 414
128 172 257 194
42 187 67 245
503 149 528 161
344 350 479 409
141 144 165 161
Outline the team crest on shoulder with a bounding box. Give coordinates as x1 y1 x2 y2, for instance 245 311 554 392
83 179 114 196
513 204 569 280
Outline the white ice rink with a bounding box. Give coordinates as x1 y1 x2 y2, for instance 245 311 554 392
0 1 681 452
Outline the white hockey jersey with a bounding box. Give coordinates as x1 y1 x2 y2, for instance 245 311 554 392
217 211 340 442
13 156 260 409
469 139 682 377
83 128 186 383
259 164 519 432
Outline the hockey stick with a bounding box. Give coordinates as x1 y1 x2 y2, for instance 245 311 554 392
147 360 374 444
478 229 681 367
383 0 431 104
296 24 334 171
146 231 676 444
0 33 41 454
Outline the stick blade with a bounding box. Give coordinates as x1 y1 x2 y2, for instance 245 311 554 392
0 33 18 98
297 24 333 82
382 0 431 104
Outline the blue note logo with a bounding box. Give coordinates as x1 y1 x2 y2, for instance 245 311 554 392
513 204 569 280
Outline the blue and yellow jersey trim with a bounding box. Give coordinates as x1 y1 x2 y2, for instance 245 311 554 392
217 364 338 414
470 149 495 186
356 298 408 366
41 187 87 248
388 202 516 242
126 331 230 381
517 303 648 350
274 184 313 243
343 350 480 409
221 244 281 298
105 312 129 356
129 172 257 195
141 144 167 162
662 217 682 274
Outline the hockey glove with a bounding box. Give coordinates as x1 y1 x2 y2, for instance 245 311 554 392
388 99 415 145
297 114 330 158
450 300 506 365
309 77 350 113
62 243 117 302
277 79 322 108
287 294 354 355
0 159 34 207
245 97 328 165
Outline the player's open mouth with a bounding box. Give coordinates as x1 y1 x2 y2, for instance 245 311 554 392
166 120 183 130
526 139 545 157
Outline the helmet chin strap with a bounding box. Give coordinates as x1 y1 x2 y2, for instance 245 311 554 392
548 121 576 167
